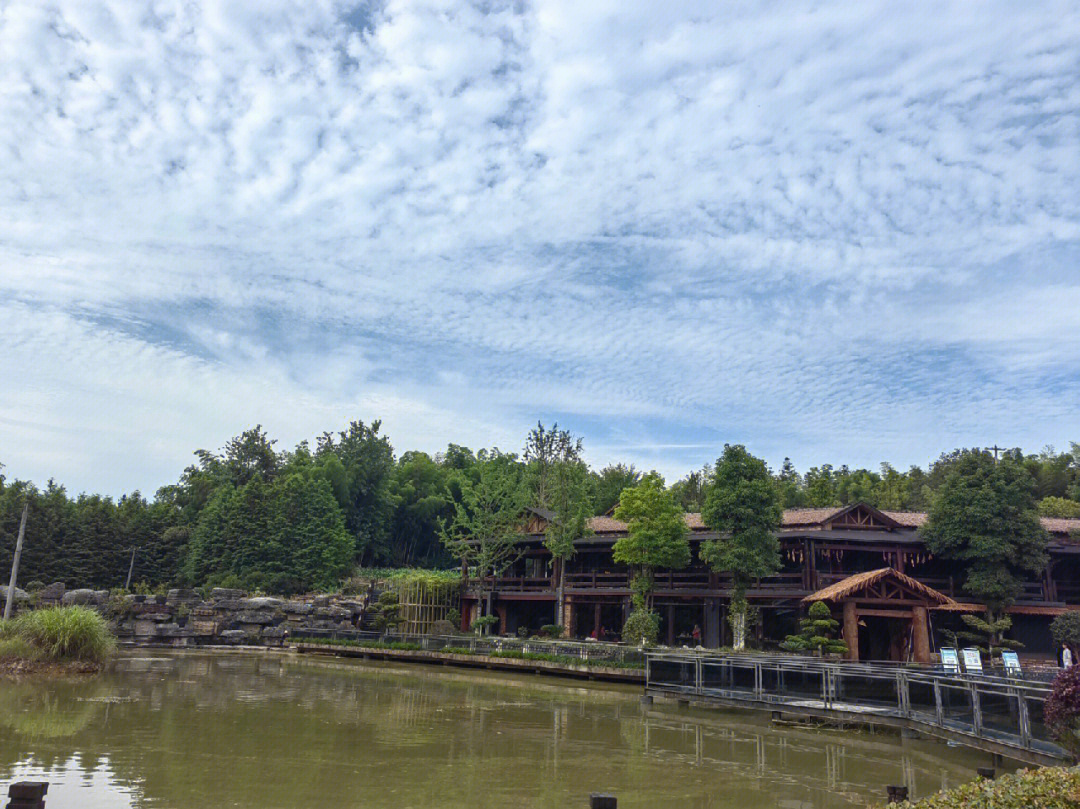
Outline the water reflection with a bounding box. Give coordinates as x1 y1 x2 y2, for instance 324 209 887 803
0 651 1002 809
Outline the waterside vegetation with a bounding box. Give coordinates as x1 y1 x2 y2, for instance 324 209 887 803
0 605 115 675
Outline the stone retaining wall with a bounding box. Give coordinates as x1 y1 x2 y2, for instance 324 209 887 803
11 583 364 647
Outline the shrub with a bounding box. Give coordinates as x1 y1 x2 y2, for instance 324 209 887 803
539 624 563 639
14 606 116 663
623 608 660 647
445 608 461 627
1046 666 1080 760
889 766 1080 809
781 601 848 656
1051 611 1080 656
470 615 498 635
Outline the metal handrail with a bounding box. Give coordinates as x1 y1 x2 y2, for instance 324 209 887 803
645 651 1064 759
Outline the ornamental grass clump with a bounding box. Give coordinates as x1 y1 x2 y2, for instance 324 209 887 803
13 606 116 663
1045 665 1080 760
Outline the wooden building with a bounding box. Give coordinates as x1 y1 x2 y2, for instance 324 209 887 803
459 502 1080 661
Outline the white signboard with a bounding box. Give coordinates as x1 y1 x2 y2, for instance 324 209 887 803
1001 651 1022 677
940 647 960 674
961 647 983 673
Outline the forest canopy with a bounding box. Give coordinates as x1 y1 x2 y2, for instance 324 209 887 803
1 424 1078 595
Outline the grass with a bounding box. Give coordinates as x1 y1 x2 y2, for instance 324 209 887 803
890 767 1080 809
2 606 116 664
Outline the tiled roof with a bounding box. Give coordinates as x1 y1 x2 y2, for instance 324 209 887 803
584 507 1080 536
935 603 1080 617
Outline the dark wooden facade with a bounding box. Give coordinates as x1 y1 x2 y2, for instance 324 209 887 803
460 503 1080 659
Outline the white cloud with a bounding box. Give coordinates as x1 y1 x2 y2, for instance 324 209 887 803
1 0 1079 493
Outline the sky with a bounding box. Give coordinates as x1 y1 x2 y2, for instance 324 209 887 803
1 0 1079 497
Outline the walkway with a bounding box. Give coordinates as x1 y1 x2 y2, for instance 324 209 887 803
645 652 1068 767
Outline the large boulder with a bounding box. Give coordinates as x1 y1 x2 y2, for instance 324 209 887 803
37 582 66 602
166 589 201 606
239 597 283 611
218 630 247 644
0 585 29 603
210 588 244 600
62 589 107 606
282 601 313 615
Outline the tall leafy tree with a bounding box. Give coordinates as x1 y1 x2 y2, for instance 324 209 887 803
700 445 782 650
591 464 642 515
524 423 591 625
612 473 690 610
921 449 1048 650
440 451 527 619
388 451 454 568
315 420 396 565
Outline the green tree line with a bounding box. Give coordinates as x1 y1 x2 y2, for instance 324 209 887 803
2 422 1078 597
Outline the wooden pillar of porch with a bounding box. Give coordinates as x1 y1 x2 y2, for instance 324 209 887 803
912 605 931 664
593 603 602 638
562 598 574 638
703 599 720 648
843 600 859 661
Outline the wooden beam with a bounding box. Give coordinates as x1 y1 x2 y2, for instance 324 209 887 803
844 601 858 661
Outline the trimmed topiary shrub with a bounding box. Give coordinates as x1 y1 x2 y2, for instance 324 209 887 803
1046 665 1080 760
623 608 660 647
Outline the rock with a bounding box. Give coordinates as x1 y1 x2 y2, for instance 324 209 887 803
37 582 66 601
282 601 312 615
261 626 287 639
0 585 29 603
239 597 283 611
166 588 200 606
62 588 106 606
210 588 244 600
430 619 458 636
212 599 243 611
191 621 217 637
236 611 274 625
312 595 331 607
218 630 247 644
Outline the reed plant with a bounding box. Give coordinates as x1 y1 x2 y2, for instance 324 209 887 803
10 606 116 663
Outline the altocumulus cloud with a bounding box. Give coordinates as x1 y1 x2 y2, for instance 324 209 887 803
1 0 1079 494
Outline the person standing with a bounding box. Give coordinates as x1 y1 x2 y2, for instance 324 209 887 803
1062 643 1073 668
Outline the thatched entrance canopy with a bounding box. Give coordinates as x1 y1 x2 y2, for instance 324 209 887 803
803 567 955 606
802 568 953 664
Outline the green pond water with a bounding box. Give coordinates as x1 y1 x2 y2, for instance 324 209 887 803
1 650 1011 808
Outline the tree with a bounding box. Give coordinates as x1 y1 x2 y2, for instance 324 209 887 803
782 601 847 656
921 449 1048 650
775 458 806 508
440 451 527 621
591 464 641 515
1045 667 1080 760
524 423 591 626
700 445 782 650
1052 611 1080 659
315 420 396 565
669 464 713 512
613 473 689 647
1040 497 1080 518
612 473 689 610
388 452 454 568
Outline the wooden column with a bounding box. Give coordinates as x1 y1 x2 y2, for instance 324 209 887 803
593 602 602 638
843 600 859 661
562 598 574 637
912 605 931 664
666 604 675 646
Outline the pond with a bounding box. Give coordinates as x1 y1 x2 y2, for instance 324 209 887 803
1 650 1010 808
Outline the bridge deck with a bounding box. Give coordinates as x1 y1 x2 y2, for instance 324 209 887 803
646 653 1068 768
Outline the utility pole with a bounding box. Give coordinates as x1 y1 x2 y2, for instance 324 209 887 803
989 445 1003 462
4 502 28 620
124 547 137 591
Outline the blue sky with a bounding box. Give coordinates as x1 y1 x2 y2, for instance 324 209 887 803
1 1 1079 496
